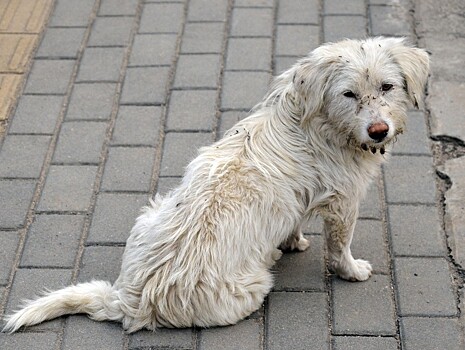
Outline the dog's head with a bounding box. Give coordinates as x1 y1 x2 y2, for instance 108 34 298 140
288 37 430 152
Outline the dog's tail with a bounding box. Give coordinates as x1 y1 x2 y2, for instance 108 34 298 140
2 280 123 333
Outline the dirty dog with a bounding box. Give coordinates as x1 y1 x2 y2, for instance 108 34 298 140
3 37 429 333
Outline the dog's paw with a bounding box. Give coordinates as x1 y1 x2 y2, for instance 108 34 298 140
335 259 373 282
271 248 283 261
294 236 310 252
279 234 310 252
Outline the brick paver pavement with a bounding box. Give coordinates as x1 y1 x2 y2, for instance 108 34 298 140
1 0 464 349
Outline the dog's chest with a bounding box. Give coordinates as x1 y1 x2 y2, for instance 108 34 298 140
302 151 381 207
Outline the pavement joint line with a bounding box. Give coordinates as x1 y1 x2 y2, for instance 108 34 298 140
148 0 199 196
381 112 404 350
16 266 73 270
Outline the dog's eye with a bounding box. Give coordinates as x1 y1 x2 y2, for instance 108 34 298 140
343 91 357 98
381 83 393 92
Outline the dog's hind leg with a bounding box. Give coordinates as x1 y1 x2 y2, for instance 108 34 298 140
321 201 372 282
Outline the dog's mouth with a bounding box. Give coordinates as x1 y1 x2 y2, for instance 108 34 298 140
357 125 403 155
360 143 386 154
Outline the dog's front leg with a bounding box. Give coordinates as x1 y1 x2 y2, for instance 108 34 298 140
321 202 372 282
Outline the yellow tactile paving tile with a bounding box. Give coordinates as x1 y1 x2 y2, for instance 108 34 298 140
0 73 22 121
0 33 37 73
0 0 54 33
0 0 55 134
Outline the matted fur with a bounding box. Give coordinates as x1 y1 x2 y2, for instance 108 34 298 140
3 37 429 333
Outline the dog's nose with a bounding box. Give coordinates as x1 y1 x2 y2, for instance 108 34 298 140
367 122 389 142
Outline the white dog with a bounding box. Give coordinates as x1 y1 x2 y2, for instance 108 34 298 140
3 37 429 333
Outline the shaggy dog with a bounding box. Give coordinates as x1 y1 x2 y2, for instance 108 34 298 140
3 37 429 333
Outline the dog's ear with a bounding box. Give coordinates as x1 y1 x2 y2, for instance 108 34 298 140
384 38 430 109
292 52 336 124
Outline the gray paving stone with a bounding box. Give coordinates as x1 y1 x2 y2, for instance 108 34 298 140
160 132 213 176
400 317 465 350
199 319 262 350
383 155 436 204
0 231 19 285
139 3 184 33
273 235 325 291
247 305 265 320
37 165 98 212
53 121 107 164
101 147 154 192
24 59 75 94
429 80 465 143
0 332 59 350
188 0 228 22
120 67 170 105
235 0 273 6
332 336 398 350
389 205 445 257
303 215 324 234
324 0 366 15
359 182 381 219
332 275 396 335
421 36 465 82
9 95 63 134
62 315 124 350
324 15 367 42
111 106 161 146
49 0 95 27
129 34 177 66
66 83 116 120
275 25 320 56
0 180 36 229
99 0 138 15
0 135 50 178
167 90 217 131
181 22 225 54
78 246 124 283
273 56 299 75
267 292 329 350
87 193 148 244
129 328 193 349
221 71 270 110
173 54 222 89
77 47 125 82
156 177 181 195
231 8 274 37
226 38 272 71
36 28 86 58
440 156 465 268
370 5 411 37
87 17 133 47
20 214 85 268
392 110 431 155
278 0 319 24
351 219 389 274
217 111 248 140
5 268 72 315
394 257 457 316
415 0 465 38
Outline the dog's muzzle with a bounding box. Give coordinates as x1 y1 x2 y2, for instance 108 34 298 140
359 121 390 154
367 122 389 142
